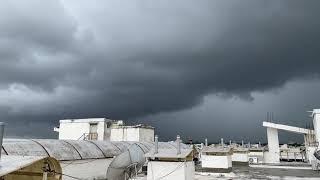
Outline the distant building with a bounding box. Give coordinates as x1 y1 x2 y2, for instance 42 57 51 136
145 140 194 180
110 124 154 142
201 146 233 172
54 118 154 142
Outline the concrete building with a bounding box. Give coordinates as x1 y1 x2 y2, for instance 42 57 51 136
262 121 316 164
54 118 122 141
110 124 155 142
280 144 305 162
201 146 233 172
54 118 155 142
232 147 249 165
145 141 194 180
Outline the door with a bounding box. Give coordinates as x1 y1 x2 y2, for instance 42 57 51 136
89 123 98 140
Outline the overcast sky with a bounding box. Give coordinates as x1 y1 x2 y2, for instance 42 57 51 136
1 0 320 143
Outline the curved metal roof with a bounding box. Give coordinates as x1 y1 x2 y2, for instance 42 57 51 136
64 140 105 159
2 139 190 161
32 139 82 161
3 139 48 157
89 141 123 157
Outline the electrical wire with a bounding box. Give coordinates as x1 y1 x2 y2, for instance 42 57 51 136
53 171 84 180
157 161 184 180
150 161 185 180
61 159 99 168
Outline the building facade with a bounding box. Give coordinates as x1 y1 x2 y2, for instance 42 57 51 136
54 118 155 142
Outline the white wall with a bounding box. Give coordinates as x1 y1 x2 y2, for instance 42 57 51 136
58 121 105 140
110 128 154 142
248 151 264 163
201 155 232 169
139 128 154 142
232 152 248 163
60 158 113 180
147 161 194 180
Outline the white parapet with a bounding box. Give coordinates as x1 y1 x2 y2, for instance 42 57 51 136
232 151 249 164
202 154 232 169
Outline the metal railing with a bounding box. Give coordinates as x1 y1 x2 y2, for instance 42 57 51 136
78 133 98 140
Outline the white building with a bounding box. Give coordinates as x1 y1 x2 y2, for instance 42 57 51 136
201 146 233 172
54 118 120 141
262 110 318 164
54 118 155 142
232 147 249 165
110 124 154 142
145 147 194 180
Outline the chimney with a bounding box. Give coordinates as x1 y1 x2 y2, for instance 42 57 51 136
0 122 5 159
177 135 181 155
205 138 208 147
154 135 159 154
242 140 244 147
221 138 224 146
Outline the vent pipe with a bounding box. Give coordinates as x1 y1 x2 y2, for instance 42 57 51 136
0 122 4 159
177 135 181 155
155 135 159 154
221 138 224 146
242 140 244 147
205 138 208 147
259 141 261 148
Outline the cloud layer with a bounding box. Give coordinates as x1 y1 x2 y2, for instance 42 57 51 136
1 0 320 140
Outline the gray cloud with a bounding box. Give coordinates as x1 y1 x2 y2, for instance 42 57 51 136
1 0 320 141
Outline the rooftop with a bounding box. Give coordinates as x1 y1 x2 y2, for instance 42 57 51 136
202 146 232 153
59 118 113 123
145 148 193 159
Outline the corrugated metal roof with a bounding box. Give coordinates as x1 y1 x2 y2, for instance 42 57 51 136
2 139 151 161
64 140 105 159
89 141 122 157
110 141 132 152
33 139 82 160
3 139 49 157
2 139 189 161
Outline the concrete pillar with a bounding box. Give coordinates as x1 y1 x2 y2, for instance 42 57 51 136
312 109 320 147
265 127 280 163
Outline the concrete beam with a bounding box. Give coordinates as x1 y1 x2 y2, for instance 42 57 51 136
263 121 314 135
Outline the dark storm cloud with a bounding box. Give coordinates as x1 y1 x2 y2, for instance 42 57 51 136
1 0 320 138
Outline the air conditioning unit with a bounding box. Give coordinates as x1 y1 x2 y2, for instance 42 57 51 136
248 157 258 164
